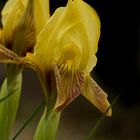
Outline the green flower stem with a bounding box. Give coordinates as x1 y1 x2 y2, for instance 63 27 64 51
34 69 60 140
0 64 22 140
34 109 61 140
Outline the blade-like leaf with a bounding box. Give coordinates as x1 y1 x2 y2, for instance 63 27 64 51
12 100 45 140
86 93 121 140
0 72 22 140
33 110 61 140
0 88 19 104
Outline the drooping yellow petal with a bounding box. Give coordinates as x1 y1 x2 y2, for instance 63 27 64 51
53 63 84 111
82 76 112 116
0 44 21 64
33 0 100 73
0 45 39 73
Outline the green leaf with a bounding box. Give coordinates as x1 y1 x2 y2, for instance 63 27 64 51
0 65 22 140
0 79 9 140
33 110 61 140
0 86 18 104
12 100 45 140
86 93 120 140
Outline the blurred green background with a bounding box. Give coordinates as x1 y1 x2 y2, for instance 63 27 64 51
0 0 140 140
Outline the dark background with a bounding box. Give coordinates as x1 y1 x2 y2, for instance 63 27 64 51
0 0 140 139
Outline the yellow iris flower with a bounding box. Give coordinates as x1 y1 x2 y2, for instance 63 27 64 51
0 0 111 116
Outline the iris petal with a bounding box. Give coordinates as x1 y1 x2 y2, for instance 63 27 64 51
0 44 21 64
1 0 50 46
34 0 100 73
34 0 50 34
53 63 84 111
12 0 36 56
82 76 112 116
1 0 27 45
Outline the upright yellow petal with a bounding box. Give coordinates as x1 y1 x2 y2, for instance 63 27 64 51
69 0 101 73
34 0 50 34
1 0 27 46
1 0 50 46
33 0 100 73
32 7 65 71
12 0 36 56
1 0 26 26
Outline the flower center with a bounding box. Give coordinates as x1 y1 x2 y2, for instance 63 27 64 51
59 43 81 67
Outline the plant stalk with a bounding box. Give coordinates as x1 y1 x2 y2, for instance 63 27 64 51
0 64 22 140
